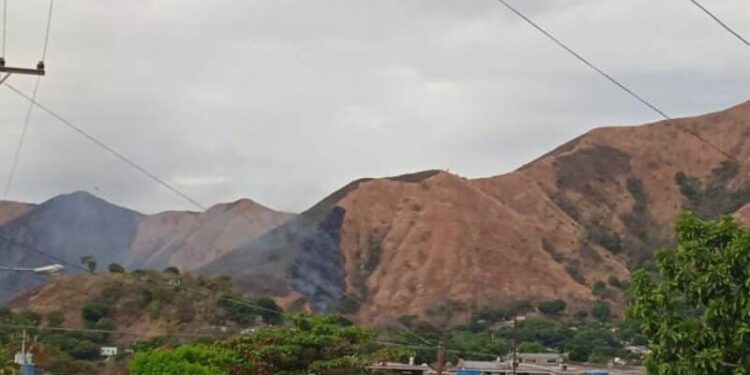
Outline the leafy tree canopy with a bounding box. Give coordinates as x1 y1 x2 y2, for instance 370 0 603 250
630 214 750 374
129 344 241 375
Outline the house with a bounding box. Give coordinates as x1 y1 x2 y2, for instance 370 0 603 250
515 353 564 366
368 361 433 375
100 347 118 357
456 359 509 375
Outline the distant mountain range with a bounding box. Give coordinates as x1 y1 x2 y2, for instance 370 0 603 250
0 192 292 303
3 100 750 324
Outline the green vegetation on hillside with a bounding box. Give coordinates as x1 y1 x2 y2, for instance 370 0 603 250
630 213 750 374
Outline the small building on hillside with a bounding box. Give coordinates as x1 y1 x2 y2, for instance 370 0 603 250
515 353 564 366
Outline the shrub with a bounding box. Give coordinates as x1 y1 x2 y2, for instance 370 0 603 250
592 302 610 322
108 263 125 273
47 311 65 327
592 281 607 298
163 266 180 276
518 342 547 353
81 303 109 325
607 276 622 289
337 294 361 315
574 310 588 321
537 299 567 316
626 176 647 212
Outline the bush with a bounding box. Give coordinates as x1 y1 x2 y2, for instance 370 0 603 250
574 310 588 321
537 299 567 315
592 302 610 322
81 303 109 325
163 266 180 276
518 342 546 353
337 294 361 315
47 311 65 327
592 281 607 298
254 297 284 325
607 276 622 288
108 263 125 273
69 340 100 360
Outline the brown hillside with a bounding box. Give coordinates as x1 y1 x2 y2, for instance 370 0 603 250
0 200 34 225
10 272 247 346
128 199 294 271
202 100 750 324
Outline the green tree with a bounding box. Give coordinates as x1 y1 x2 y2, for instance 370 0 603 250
129 344 240 375
222 314 374 374
253 296 284 325
81 302 109 325
537 299 567 315
108 263 125 273
80 256 96 273
592 280 607 298
518 342 546 353
629 214 750 374
592 302 610 322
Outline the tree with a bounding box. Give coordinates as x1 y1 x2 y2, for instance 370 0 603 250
592 280 607 298
108 263 125 273
629 214 750 374
607 276 622 289
163 266 180 275
537 299 567 315
80 256 96 273
129 344 240 375
592 302 610 322
222 314 374 374
253 296 284 325
81 302 109 325
518 342 546 353
574 310 588 321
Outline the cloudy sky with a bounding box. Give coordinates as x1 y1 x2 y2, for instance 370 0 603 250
0 0 748 214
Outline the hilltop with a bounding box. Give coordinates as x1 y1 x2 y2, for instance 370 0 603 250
0 192 293 303
201 100 750 324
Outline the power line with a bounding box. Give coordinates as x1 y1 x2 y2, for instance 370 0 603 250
2 82 208 211
4 76 41 198
0 323 218 339
687 0 750 47
41 0 54 61
490 0 739 162
491 0 670 120
1 0 6 58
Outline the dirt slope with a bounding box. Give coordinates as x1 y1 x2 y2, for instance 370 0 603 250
0 200 34 225
128 199 293 271
202 100 750 324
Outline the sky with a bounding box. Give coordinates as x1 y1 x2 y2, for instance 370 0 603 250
0 0 748 214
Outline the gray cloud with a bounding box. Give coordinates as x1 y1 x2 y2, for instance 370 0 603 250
1 0 748 213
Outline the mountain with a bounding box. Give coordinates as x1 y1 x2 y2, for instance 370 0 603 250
0 200 34 225
200 100 750 324
0 191 144 302
0 192 293 303
127 199 294 271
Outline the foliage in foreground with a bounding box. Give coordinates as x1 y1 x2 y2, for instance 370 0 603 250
130 315 388 375
630 214 750 374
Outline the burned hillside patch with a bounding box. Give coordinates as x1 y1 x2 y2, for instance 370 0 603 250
554 145 632 204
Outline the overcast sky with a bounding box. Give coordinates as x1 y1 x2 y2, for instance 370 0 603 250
0 0 748 214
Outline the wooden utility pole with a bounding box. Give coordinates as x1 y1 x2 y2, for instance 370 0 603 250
435 337 445 375
511 315 518 375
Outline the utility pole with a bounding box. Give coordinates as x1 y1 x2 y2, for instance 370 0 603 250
15 330 36 375
435 337 445 375
512 315 518 375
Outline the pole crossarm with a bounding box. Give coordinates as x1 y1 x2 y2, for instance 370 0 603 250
0 65 44 76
